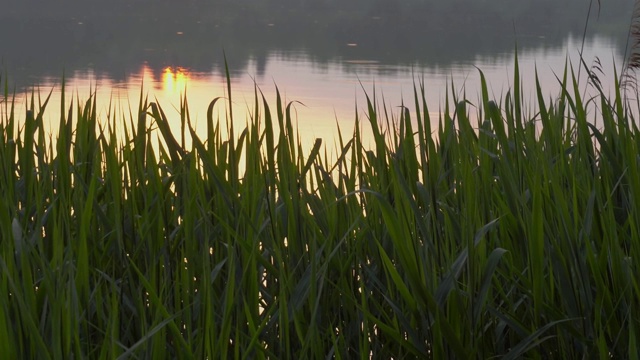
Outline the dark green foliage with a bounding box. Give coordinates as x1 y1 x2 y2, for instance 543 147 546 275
0 60 639 358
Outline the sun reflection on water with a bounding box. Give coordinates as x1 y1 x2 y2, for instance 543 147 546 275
162 66 190 94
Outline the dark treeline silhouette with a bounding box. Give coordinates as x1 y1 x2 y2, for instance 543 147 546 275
0 0 633 88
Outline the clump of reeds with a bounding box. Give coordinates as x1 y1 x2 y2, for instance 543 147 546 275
622 0 640 94
1 57 639 359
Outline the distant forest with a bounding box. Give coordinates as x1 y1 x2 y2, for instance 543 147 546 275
2 0 630 24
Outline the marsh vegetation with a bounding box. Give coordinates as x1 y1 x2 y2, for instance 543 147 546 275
1 53 639 358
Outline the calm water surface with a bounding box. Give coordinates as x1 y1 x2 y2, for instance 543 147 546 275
0 0 632 150
10 36 624 149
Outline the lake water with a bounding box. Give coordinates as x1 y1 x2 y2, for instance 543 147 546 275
0 0 634 150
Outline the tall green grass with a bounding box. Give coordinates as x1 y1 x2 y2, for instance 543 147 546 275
1 59 639 359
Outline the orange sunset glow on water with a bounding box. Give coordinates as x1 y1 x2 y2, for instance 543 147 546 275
6 35 623 157
162 66 190 94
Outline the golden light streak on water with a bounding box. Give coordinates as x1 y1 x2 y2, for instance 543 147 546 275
162 66 191 95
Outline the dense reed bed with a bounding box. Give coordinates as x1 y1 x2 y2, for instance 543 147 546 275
1 59 639 359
